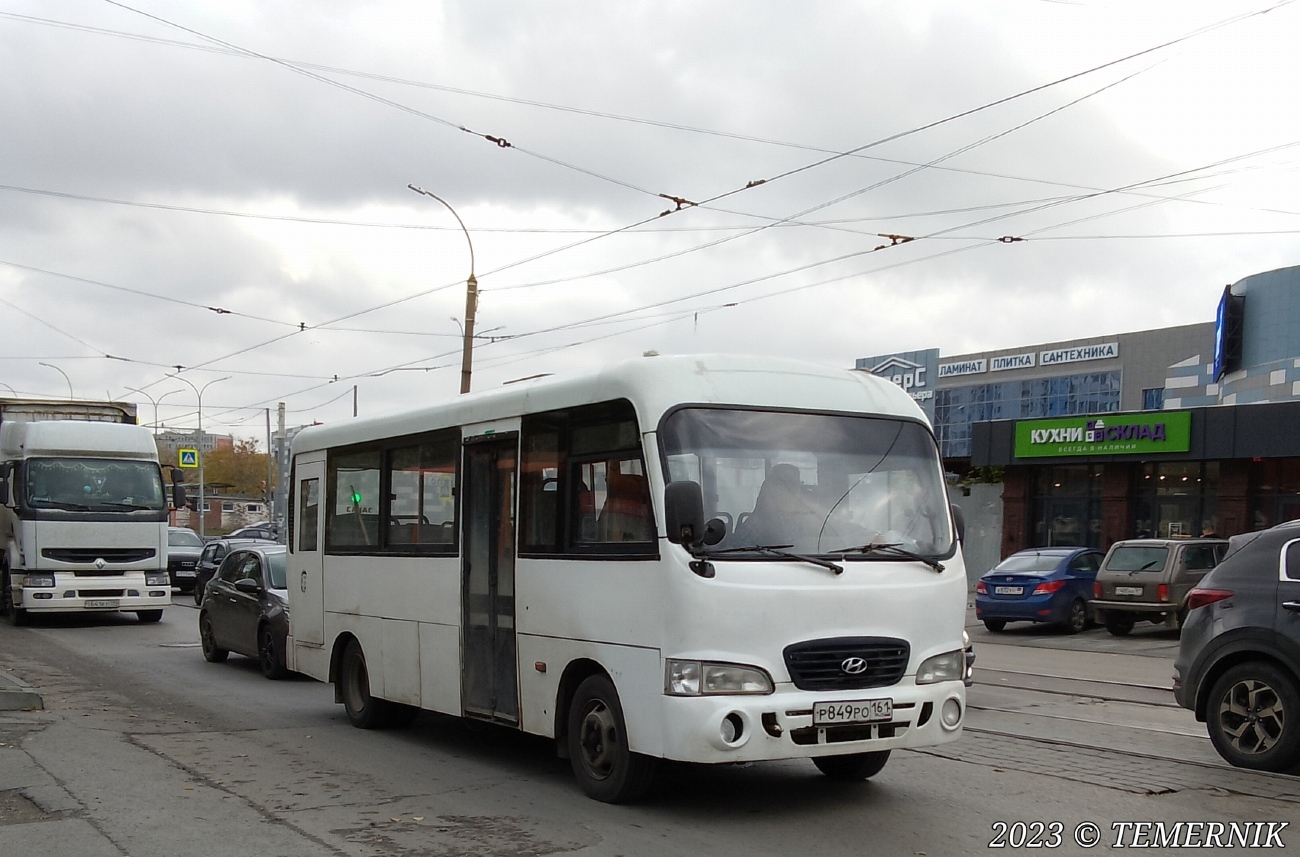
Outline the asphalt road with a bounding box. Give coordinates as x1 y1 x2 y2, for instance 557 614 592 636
0 596 1296 856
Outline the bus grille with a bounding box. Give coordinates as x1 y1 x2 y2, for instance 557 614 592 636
41 548 157 564
783 637 910 691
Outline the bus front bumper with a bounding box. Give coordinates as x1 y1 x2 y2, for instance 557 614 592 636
655 680 965 764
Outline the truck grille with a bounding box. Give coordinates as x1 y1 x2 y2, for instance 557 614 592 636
783 637 910 691
41 548 157 564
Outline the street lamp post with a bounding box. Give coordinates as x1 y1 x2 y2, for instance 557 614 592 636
125 387 184 434
39 363 74 399
167 373 229 539
407 185 477 394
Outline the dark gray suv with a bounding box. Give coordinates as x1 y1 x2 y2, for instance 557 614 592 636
1173 520 1300 772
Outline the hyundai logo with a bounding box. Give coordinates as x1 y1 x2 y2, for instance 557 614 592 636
841 657 869 675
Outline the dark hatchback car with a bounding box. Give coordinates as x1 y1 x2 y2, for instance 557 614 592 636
166 527 205 593
1174 520 1300 772
974 547 1103 634
199 544 291 680
193 537 275 605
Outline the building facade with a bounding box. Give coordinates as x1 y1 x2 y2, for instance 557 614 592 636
861 264 1300 554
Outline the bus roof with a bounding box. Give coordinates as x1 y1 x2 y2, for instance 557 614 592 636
292 354 927 455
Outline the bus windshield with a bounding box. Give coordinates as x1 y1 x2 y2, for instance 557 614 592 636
24 458 166 512
661 408 952 558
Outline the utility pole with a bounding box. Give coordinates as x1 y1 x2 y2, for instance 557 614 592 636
407 185 477 394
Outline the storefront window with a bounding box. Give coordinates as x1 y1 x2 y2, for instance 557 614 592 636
1250 458 1300 531
1030 465 1104 548
1134 462 1218 539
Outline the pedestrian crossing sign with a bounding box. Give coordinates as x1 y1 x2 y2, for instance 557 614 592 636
178 448 199 468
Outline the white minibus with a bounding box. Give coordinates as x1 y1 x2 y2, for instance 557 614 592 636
286 355 968 802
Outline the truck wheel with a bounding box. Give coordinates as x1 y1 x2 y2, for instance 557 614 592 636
1 570 29 627
136 610 164 624
567 674 658 803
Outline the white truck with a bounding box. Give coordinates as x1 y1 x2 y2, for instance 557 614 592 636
0 420 174 625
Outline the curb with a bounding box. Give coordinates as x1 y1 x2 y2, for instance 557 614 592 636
0 668 44 711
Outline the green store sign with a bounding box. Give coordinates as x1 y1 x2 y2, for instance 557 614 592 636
1014 412 1192 458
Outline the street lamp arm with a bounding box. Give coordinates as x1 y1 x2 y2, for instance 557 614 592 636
408 184 479 395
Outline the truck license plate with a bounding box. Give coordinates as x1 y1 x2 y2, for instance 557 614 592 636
1115 586 1143 596
84 599 119 609
994 586 1023 595
813 698 893 726
177 570 196 577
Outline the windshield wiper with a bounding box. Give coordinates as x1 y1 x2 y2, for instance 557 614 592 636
99 502 159 511
828 542 945 573
33 500 93 511
702 544 843 575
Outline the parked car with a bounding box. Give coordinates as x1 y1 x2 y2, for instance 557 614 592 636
226 523 281 542
166 527 205 593
193 537 275 606
1093 537 1228 635
1174 520 1300 772
198 544 291 680
974 547 1103 634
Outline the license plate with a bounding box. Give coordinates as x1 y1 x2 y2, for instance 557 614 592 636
813 698 893 726
994 586 1023 595
176 570 196 577
1115 586 1144 596
84 599 119 609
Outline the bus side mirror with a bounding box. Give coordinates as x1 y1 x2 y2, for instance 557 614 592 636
951 503 966 547
172 483 188 511
665 481 706 547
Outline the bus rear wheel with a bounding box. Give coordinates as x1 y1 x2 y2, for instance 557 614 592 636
2 570 29 627
567 674 658 803
813 750 891 781
340 640 408 729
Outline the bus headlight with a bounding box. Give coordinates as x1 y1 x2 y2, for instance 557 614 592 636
145 572 170 586
22 573 55 588
665 660 774 696
916 650 965 685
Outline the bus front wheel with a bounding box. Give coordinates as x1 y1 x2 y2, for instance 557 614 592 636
566 674 658 803
340 640 410 729
813 750 891 781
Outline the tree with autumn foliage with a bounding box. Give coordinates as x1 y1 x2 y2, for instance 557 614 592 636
194 438 274 498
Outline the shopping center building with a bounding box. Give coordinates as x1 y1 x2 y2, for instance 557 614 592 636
857 264 1300 555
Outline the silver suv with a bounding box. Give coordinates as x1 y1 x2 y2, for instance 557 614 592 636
1093 537 1228 635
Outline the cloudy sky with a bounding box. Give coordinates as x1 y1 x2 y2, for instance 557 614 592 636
3 0 1299 440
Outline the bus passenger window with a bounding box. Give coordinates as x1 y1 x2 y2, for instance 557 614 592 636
328 449 381 549
387 438 457 548
598 462 652 543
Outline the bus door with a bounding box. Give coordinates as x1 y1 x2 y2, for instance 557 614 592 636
290 455 325 646
461 435 519 724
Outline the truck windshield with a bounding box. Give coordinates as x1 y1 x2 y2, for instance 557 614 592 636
25 459 166 512
661 408 952 558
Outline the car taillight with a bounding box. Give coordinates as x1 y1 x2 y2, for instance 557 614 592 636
1094 581 1102 598
1186 588 1234 611
1157 583 1169 602
1033 579 1067 595
975 580 987 595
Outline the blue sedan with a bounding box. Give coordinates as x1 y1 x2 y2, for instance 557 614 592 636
975 547 1103 634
